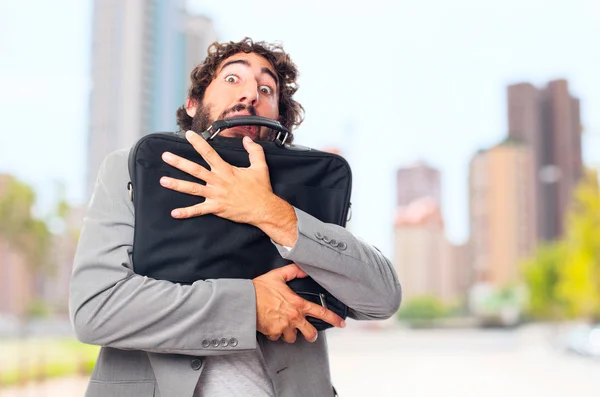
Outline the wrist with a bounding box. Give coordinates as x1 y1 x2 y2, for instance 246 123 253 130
254 194 298 247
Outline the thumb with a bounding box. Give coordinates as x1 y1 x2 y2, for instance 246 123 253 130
277 264 308 282
243 136 267 169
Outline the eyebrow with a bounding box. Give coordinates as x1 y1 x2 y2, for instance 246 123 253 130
220 59 279 87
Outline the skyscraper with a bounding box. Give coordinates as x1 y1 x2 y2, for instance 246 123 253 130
393 197 468 303
394 197 447 300
469 139 537 287
150 12 218 135
396 161 441 207
393 160 470 303
86 0 217 197
507 79 582 241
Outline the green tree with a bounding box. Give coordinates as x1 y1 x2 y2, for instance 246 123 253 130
556 169 600 320
522 243 565 319
0 176 52 273
523 169 600 321
0 175 55 382
397 296 449 321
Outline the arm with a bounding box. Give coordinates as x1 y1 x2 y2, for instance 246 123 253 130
69 149 257 355
160 133 401 322
266 204 402 321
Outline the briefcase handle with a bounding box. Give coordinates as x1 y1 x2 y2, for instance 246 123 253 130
201 116 291 146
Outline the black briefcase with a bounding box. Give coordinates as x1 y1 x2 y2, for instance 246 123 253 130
127 116 352 330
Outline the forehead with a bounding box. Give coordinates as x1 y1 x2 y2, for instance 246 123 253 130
217 52 277 79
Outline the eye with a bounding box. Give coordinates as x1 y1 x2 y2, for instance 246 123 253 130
259 85 273 95
225 74 239 83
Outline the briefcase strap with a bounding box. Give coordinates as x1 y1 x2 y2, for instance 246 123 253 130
201 116 290 146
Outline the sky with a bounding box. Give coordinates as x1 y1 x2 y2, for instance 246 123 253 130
0 0 599 257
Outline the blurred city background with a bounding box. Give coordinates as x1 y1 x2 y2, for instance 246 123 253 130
0 0 599 396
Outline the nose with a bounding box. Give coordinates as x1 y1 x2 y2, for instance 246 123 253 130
237 80 259 107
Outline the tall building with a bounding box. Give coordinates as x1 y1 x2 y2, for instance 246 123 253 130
393 162 470 303
469 139 537 287
507 79 582 241
87 0 217 197
396 161 441 207
440 242 471 303
151 12 218 135
393 197 468 303
394 197 446 300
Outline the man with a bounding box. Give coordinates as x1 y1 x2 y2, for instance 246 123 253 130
70 38 402 397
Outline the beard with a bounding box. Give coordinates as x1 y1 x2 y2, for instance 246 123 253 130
190 103 275 142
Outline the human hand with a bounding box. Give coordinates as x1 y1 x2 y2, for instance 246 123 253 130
252 264 346 344
159 130 273 225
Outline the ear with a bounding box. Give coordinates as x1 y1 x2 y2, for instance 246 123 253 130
186 98 197 117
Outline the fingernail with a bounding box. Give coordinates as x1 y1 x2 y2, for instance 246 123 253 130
162 152 172 162
313 333 318 342
171 209 180 218
186 130 194 139
243 136 252 143
340 320 346 328
160 177 170 186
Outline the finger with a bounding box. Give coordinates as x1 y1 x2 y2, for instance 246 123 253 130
302 301 345 329
162 151 214 183
275 264 309 282
267 334 281 342
242 136 268 169
171 202 217 219
281 328 297 344
159 177 207 197
186 130 228 170
295 318 318 343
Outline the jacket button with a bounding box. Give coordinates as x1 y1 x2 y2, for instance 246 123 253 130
191 358 202 371
229 338 239 347
201 339 210 348
211 339 220 347
337 242 347 251
315 231 323 240
323 235 331 243
220 338 229 347
330 239 338 247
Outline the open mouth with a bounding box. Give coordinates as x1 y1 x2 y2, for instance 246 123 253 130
222 112 259 139
229 124 259 139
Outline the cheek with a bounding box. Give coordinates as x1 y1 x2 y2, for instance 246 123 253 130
260 98 279 118
204 84 230 118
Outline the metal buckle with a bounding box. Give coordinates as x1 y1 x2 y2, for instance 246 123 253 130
209 129 221 140
319 293 328 309
275 131 289 146
202 125 222 140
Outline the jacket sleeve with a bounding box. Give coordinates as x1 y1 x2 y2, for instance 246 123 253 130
69 149 257 355
273 208 402 320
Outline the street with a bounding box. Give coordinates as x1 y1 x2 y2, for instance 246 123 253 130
328 322 600 397
1 323 599 396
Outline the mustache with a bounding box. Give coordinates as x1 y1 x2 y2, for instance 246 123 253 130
219 104 257 119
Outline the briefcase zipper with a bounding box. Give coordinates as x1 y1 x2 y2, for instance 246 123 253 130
127 181 133 201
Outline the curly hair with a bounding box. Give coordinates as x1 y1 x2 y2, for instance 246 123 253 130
176 38 304 141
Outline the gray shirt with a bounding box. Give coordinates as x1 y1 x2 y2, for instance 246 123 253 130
194 351 275 396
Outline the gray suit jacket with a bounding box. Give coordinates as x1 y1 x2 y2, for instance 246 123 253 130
69 149 402 397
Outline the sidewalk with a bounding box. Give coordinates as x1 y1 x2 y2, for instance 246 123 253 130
0 376 88 397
